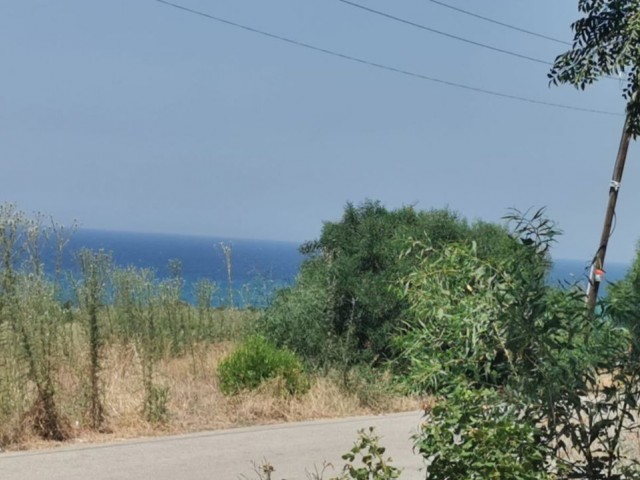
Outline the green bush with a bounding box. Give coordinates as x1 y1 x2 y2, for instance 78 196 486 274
394 241 509 393
394 210 601 396
300 201 473 360
265 200 513 367
398 209 640 479
259 258 339 367
217 336 309 395
416 386 551 480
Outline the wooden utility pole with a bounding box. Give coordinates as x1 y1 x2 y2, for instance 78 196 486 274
587 113 633 310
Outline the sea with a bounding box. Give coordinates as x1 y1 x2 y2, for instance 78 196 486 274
52 229 631 306
57 229 304 307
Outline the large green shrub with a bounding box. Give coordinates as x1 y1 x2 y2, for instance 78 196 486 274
397 210 640 479
217 336 309 395
395 241 512 393
264 200 513 366
301 201 471 359
395 210 609 396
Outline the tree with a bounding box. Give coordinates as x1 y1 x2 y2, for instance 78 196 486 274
550 0 640 131
297 201 473 362
262 200 514 365
549 0 640 307
400 210 640 479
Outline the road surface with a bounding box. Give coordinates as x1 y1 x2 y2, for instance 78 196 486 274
2 411 425 480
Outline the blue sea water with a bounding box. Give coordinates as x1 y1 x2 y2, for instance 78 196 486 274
55 229 631 305
549 258 630 293
59 229 305 306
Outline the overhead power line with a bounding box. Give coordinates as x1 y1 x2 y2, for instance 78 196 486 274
427 0 571 46
340 0 619 82
153 0 622 117
338 0 552 66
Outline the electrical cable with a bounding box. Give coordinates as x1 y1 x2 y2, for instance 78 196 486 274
153 0 622 117
427 0 571 46
338 0 553 66
341 0 621 82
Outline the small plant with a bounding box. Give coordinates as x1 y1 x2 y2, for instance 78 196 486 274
217 336 309 395
242 428 399 480
144 384 170 424
334 427 401 480
240 460 283 480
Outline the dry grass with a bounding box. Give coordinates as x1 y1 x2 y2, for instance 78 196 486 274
5 342 417 451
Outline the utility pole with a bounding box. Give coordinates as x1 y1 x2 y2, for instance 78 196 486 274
587 113 633 310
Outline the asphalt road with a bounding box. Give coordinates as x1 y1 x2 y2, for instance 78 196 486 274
1 411 425 480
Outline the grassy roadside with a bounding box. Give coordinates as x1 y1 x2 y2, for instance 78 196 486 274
7 203 640 479
5 335 416 451
0 206 417 452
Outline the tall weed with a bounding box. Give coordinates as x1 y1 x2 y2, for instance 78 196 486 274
0 206 69 441
76 249 111 430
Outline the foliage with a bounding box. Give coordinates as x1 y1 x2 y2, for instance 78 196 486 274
395 241 509 392
144 384 170 424
260 259 340 367
468 220 515 263
0 206 70 441
416 386 551 480
549 0 640 134
547 363 640 479
111 267 182 422
76 249 111 430
0 204 265 441
333 427 401 480
607 240 640 355
337 364 399 411
266 200 513 366
11 274 70 440
301 201 469 360
395 209 560 393
217 336 309 395
397 208 640 479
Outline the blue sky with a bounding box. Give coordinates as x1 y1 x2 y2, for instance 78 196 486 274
1 0 638 262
